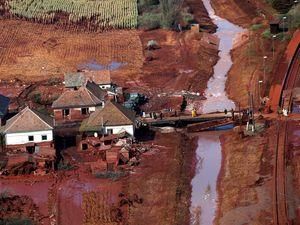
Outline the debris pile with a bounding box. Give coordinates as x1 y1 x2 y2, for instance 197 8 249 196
78 134 156 175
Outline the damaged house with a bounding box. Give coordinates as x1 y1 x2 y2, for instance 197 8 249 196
52 80 107 125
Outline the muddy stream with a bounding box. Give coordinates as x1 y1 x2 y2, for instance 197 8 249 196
190 0 244 224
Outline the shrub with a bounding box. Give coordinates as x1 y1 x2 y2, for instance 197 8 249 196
287 4 300 28
138 12 161 30
32 92 42 104
262 28 272 39
250 23 264 31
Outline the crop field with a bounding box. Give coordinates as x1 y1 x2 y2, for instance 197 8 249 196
1 0 138 30
0 20 143 81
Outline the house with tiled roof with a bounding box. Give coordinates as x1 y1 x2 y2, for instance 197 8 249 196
80 101 136 136
64 70 114 90
0 94 9 125
52 81 108 125
82 69 114 90
1 107 54 154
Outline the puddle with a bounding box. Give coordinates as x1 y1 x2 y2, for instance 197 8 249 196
201 0 244 114
190 133 222 225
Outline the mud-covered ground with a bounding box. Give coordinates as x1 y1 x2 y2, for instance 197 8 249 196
216 122 275 225
0 131 196 225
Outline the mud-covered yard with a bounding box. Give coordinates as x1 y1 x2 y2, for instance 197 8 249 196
0 131 196 225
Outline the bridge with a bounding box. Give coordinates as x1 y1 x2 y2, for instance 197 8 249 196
139 112 237 129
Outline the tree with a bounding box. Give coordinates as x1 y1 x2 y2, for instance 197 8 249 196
160 0 183 28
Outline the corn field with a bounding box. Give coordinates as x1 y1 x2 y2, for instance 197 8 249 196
82 191 121 225
4 0 138 30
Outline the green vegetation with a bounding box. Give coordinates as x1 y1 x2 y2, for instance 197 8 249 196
138 0 193 29
250 23 264 31
287 4 300 28
266 0 293 13
0 218 33 225
6 0 138 29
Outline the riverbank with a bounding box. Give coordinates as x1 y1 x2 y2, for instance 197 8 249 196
210 0 290 108
216 123 275 225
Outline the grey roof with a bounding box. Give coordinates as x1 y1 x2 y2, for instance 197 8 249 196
0 94 9 117
2 107 53 134
64 72 86 88
86 81 107 100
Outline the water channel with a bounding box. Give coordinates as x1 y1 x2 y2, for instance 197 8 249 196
190 0 244 224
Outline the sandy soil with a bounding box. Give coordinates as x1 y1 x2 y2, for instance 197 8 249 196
216 122 275 225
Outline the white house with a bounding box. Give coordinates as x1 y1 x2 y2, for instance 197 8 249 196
80 101 136 136
1 107 54 153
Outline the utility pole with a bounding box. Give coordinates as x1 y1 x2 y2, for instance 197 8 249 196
272 35 277 60
293 1 298 28
283 16 287 34
247 92 255 132
263 56 268 83
258 80 263 103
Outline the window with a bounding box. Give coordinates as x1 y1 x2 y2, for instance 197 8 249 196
28 136 34 142
81 108 89 115
63 109 70 117
107 129 113 135
42 135 47 141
